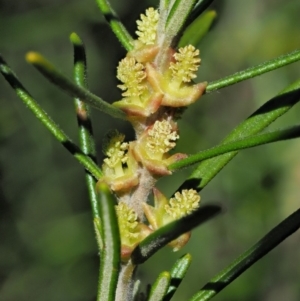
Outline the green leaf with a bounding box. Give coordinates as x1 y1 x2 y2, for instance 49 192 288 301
189 207 300 301
96 182 120 301
206 49 300 92
186 0 216 28
179 79 300 192
179 10 216 47
94 0 134 51
131 205 221 264
157 0 170 41
169 124 300 170
70 32 100 220
164 0 198 46
148 271 171 301
0 54 103 180
132 279 142 301
161 0 170 8
163 253 192 301
26 52 126 120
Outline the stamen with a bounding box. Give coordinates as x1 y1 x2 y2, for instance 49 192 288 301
116 202 139 241
165 189 200 219
146 120 179 154
169 45 201 84
103 132 128 169
136 7 159 45
117 57 146 98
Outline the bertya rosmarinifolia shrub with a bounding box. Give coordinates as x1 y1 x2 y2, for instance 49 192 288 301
1 0 300 300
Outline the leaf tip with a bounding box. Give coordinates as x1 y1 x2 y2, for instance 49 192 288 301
70 32 82 45
25 51 43 64
96 181 111 194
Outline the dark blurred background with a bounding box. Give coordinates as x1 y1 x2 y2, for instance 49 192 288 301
1 0 300 300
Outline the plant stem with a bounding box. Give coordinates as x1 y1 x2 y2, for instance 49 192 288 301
0 54 103 179
115 261 136 301
71 32 100 220
206 49 300 92
95 0 134 51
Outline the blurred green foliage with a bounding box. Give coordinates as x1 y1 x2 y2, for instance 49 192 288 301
1 0 300 300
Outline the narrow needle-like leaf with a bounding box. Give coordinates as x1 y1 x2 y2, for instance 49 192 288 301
186 0 216 27
157 0 169 40
179 79 300 191
169 124 300 170
156 0 197 67
132 205 221 265
95 0 134 51
0 54 103 179
179 10 216 48
70 32 100 220
148 271 171 301
163 253 192 301
96 182 120 301
26 52 126 120
166 0 197 37
165 0 197 47
206 49 300 92
189 208 300 301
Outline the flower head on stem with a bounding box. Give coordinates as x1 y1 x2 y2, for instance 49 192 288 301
169 45 201 88
136 7 159 46
101 131 139 192
103 131 129 175
116 202 152 261
146 119 179 159
143 188 201 251
128 8 160 63
147 45 207 107
132 119 186 175
117 57 147 99
113 57 162 117
166 189 201 219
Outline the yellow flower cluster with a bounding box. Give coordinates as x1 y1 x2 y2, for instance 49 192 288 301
114 188 201 260
146 120 179 156
102 131 138 192
166 189 201 219
115 202 151 261
170 45 201 86
114 8 206 117
99 8 206 260
136 7 159 45
117 57 147 100
103 132 128 174
143 188 201 251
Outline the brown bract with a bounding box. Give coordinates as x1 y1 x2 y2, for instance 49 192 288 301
113 92 163 117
